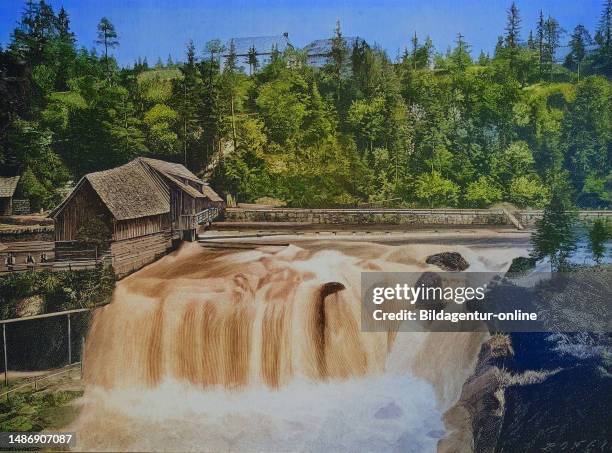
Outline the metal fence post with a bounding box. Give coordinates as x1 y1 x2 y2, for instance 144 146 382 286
67 314 71 365
2 324 7 388
81 336 85 378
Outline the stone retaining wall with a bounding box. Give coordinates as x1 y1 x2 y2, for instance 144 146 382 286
225 208 611 228
0 226 54 242
225 208 510 226
515 210 612 226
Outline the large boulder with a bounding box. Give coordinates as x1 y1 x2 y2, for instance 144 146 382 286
425 252 469 271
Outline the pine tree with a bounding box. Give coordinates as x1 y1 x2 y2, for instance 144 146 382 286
417 36 434 69
330 20 348 103
543 16 563 81
247 45 258 75
225 39 237 73
52 6 76 90
199 71 222 168
56 7 74 43
221 39 239 152
451 32 471 70
494 35 505 58
95 17 119 76
205 39 223 64
531 182 578 270
527 30 535 50
10 0 58 65
536 10 545 77
270 44 281 64
477 50 489 65
411 32 418 70
593 0 612 76
174 41 201 167
204 39 224 84
564 25 592 79
588 218 610 264
504 2 521 63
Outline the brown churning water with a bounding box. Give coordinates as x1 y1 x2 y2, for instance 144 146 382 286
72 240 525 452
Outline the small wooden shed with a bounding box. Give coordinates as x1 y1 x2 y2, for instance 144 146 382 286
0 176 20 216
50 157 223 276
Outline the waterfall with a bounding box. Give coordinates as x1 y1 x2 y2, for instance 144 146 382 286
71 240 525 451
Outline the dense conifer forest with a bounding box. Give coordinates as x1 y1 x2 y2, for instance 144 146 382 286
1 1 611 209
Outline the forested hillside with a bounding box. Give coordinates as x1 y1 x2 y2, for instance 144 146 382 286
1 1 611 210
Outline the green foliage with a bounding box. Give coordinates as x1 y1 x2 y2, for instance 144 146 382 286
497 141 535 184
562 76 611 207
137 68 181 103
256 71 309 143
143 103 179 156
592 0 612 76
1 1 610 210
582 173 612 206
414 171 460 208
0 390 82 432
347 97 386 153
7 119 70 210
588 218 611 264
75 216 112 249
508 174 550 208
16 167 47 211
0 267 115 319
96 17 119 75
465 176 503 207
531 183 578 269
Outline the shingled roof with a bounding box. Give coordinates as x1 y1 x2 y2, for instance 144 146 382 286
86 160 170 220
304 37 362 67
0 176 20 198
138 157 201 183
224 35 292 56
202 184 223 202
50 158 222 221
163 172 206 198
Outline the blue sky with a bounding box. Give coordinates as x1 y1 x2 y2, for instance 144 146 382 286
0 0 605 66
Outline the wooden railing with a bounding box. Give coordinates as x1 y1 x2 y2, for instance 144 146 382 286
0 254 111 274
178 207 220 230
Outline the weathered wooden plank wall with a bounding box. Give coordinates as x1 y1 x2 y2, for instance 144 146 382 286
114 214 170 241
54 182 111 242
110 231 173 277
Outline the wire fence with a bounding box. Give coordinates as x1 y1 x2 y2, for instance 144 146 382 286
0 308 101 399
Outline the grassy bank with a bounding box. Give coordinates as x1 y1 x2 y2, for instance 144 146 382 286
0 389 82 432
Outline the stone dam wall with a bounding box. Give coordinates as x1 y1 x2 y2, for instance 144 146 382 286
514 210 611 226
224 208 612 228
224 208 510 226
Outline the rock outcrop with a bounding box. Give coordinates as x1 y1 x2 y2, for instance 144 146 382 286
426 252 470 271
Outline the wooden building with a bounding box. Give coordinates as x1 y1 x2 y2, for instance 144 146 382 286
50 157 223 276
0 176 20 216
222 34 292 71
303 37 363 67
